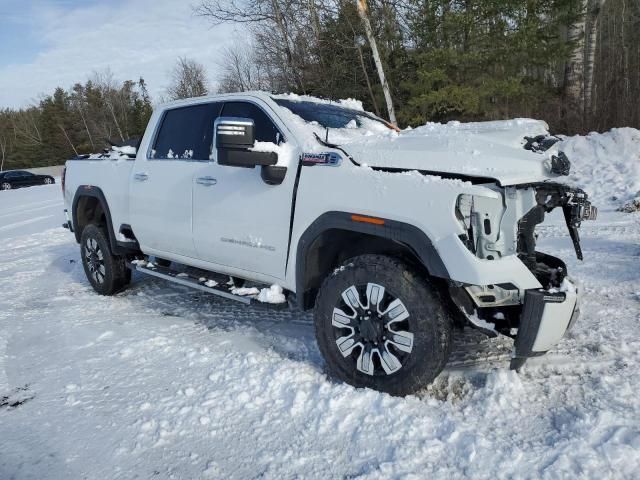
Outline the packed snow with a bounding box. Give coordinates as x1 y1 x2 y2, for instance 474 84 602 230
559 127 640 208
89 145 136 160
249 141 297 168
1 127 639 478
272 92 365 112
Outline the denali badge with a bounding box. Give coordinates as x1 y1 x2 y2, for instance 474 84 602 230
302 152 342 166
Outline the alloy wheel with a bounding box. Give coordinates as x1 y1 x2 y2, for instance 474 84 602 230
84 237 105 284
1 182 11 190
332 283 414 376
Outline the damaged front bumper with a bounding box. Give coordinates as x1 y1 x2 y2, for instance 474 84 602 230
508 184 593 368
510 277 580 370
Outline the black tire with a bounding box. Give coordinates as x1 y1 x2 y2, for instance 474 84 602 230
80 224 130 295
1 182 11 190
314 254 452 396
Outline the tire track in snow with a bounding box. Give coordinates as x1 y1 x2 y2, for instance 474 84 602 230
0 198 61 214
0 334 8 392
0 202 63 220
0 215 56 232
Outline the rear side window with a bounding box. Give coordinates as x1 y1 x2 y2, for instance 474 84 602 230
221 102 283 144
151 102 222 160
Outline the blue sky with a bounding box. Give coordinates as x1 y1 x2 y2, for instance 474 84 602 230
0 0 237 108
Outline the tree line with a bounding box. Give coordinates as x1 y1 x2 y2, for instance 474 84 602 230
208 0 639 132
1 0 638 170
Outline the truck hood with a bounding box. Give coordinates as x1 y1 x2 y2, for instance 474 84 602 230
340 119 558 185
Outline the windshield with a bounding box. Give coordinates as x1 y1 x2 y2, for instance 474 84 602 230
273 98 393 131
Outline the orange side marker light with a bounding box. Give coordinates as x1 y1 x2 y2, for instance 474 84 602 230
351 214 385 225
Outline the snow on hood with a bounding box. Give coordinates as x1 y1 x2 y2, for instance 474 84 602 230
340 119 555 185
271 95 558 185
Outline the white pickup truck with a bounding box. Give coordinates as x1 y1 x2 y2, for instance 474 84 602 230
62 92 596 395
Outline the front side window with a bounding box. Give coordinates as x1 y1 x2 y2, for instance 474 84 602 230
221 101 283 144
151 102 222 160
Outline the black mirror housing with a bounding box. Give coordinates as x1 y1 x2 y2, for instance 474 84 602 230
215 116 278 168
261 165 287 185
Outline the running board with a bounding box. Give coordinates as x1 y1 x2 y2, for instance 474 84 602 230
129 263 252 305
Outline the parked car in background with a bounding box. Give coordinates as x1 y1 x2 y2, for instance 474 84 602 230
0 170 55 190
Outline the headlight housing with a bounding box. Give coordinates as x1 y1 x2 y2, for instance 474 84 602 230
455 193 505 260
456 194 476 252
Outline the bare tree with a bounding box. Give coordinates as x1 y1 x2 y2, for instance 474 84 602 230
167 57 209 100
356 0 397 125
91 70 127 142
196 0 315 92
217 43 273 92
0 133 7 172
584 0 606 120
11 109 42 146
563 0 588 126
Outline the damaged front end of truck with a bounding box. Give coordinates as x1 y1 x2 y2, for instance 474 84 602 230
451 177 597 369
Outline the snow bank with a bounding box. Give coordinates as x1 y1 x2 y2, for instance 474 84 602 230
559 128 640 209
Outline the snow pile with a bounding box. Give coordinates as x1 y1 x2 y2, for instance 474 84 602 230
559 127 640 209
229 285 287 304
230 286 260 296
272 92 364 112
88 145 136 160
257 284 286 304
249 141 297 167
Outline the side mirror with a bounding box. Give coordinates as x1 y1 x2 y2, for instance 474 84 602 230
215 117 278 168
215 117 255 149
261 165 287 185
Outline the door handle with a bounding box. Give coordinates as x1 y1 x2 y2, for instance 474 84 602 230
134 172 149 182
196 176 217 186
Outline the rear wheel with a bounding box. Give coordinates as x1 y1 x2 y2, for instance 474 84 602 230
43 177 53 185
1 182 11 190
314 255 452 396
80 224 130 295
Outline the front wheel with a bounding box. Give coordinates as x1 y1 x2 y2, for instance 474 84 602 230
314 255 452 396
80 224 131 295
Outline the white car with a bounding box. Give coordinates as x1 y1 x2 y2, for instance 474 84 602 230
62 92 596 395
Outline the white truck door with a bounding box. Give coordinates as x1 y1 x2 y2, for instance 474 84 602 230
130 102 223 258
192 100 297 280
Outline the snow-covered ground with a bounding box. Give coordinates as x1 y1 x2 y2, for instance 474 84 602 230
1 151 640 478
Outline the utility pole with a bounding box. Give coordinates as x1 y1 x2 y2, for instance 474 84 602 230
356 0 397 126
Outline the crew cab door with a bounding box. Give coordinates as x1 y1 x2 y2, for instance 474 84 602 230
192 100 297 280
129 102 222 258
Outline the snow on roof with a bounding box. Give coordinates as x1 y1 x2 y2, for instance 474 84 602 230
271 92 365 111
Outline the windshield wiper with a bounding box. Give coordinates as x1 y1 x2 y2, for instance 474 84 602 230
313 131 340 149
312 132 360 167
